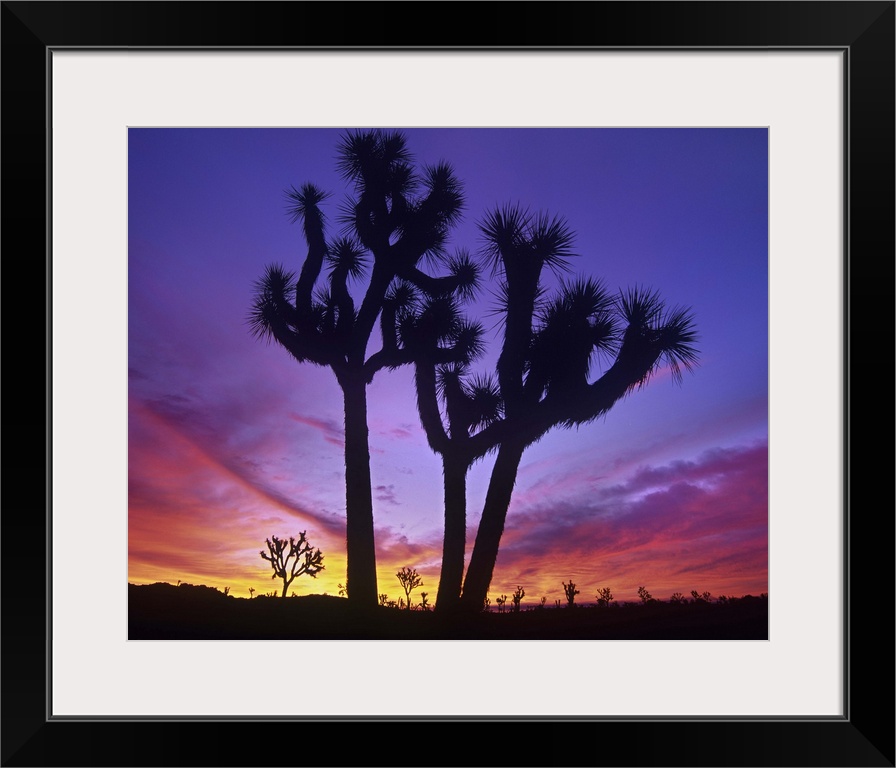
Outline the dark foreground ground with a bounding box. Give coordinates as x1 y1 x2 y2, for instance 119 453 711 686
129 583 768 640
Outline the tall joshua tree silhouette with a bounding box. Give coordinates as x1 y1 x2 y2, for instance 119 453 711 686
249 131 478 608
405 306 501 612
451 204 698 612
407 204 697 613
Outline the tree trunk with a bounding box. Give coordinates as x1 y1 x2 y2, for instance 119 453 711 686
342 374 378 608
459 439 526 612
434 456 468 613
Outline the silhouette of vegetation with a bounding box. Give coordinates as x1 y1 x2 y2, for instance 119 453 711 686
637 586 654 604
418 592 431 612
669 592 685 604
249 130 697 614
495 594 508 613
595 587 614 608
129 582 767 640
510 585 525 613
691 590 712 604
563 580 580 607
396 567 423 610
411 358 499 612
260 532 324 597
250 130 477 607
451 210 698 613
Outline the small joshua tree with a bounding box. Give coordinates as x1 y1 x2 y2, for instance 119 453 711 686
510 586 525 613
669 591 685 604
595 587 613 608
563 580 580 608
495 594 507 613
691 590 712 603
378 593 390 607
419 592 431 612
396 567 423 611
538 596 547 610
260 531 325 597
637 586 654 604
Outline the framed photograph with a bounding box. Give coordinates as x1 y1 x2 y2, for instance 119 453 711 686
4 2 893 765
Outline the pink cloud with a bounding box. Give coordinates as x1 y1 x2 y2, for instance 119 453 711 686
484 442 768 602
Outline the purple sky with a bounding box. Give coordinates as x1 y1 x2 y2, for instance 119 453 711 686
128 128 768 604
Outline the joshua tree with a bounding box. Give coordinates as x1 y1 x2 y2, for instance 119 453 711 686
669 591 685 604
563 580 580 607
411 357 503 612
596 587 614 608
510 585 525 613
638 586 654 604
260 532 325 597
400 291 492 612
250 131 478 607
453 204 697 612
396 566 423 610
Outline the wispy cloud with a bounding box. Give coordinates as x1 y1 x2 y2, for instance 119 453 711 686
374 484 400 505
288 412 345 447
487 442 768 601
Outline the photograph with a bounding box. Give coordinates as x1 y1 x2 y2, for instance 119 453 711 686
128 127 769 640
3 0 891 763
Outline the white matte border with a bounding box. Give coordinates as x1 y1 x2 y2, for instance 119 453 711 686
51 51 842 717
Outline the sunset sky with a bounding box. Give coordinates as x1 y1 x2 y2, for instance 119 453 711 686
128 127 768 606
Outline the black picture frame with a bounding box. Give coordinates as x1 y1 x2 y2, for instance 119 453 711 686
3 2 892 766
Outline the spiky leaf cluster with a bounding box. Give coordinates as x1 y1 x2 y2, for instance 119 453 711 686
615 287 699 389
249 130 481 381
526 276 616 398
